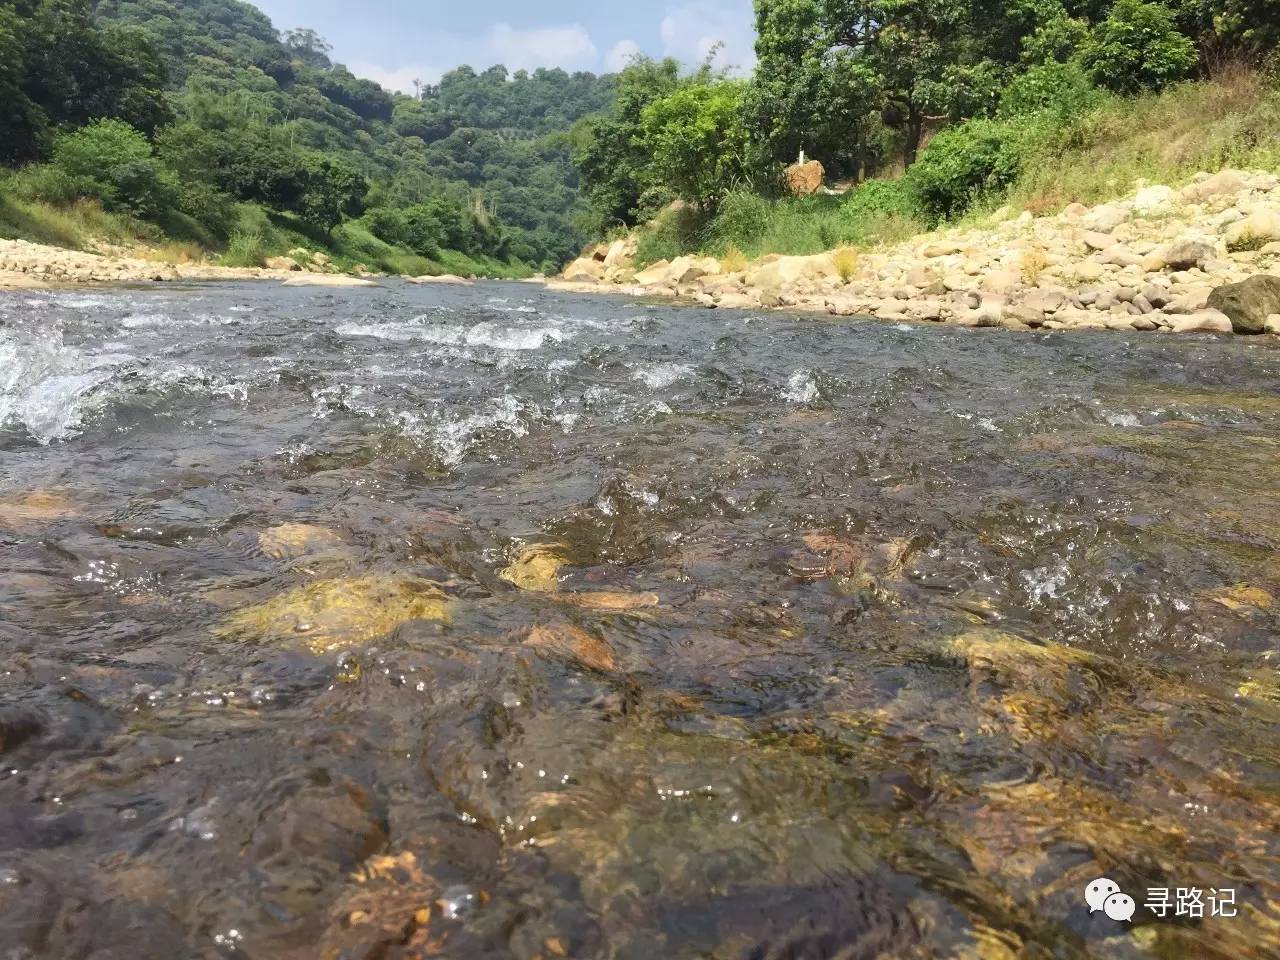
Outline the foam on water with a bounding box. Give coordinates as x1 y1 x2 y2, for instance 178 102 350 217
633 362 693 389
0 329 137 443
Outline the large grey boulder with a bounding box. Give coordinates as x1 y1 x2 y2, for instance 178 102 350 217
1205 275 1280 334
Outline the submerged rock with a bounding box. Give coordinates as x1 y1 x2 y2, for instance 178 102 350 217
256 522 345 559
0 489 80 531
219 574 450 653
500 543 568 591
524 623 618 672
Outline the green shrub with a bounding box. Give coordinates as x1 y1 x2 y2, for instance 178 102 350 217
999 62 1104 118
1081 0 1198 94
174 180 237 240
634 206 691 265
904 118 1028 223
53 118 176 218
706 191 773 246
4 163 85 205
840 178 919 221
363 206 409 246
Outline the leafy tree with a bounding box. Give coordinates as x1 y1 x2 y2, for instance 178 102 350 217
749 0 885 178
297 153 366 233
998 60 1102 117
641 81 755 209
1082 0 1197 93
53 118 176 216
282 27 331 68
0 0 170 162
572 56 683 228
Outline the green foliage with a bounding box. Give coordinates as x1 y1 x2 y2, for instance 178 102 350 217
573 57 683 229
1082 0 1198 94
296 153 366 234
53 119 177 218
220 229 265 267
0 0 171 163
840 178 921 224
999 61 1104 118
640 81 754 208
903 118 1028 222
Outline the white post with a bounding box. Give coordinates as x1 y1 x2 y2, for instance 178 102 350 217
798 149 806 165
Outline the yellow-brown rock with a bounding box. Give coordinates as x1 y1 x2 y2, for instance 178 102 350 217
219 574 450 653
524 623 617 672
499 543 568 591
785 159 825 196
256 522 345 560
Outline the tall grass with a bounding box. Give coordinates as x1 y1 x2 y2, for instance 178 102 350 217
0 190 148 250
1008 65 1280 214
633 187 925 267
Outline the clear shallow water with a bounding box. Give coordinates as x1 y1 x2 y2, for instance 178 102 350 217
1 280 1279 959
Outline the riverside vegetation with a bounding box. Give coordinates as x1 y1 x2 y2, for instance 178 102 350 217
1 0 615 277
562 1 1280 334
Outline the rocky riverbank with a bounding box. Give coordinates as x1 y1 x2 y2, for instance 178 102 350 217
0 238 306 287
0 238 439 289
555 168 1280 335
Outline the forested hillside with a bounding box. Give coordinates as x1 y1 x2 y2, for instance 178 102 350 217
0 0 614 274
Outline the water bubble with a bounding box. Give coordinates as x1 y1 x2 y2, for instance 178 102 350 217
437 884 478 920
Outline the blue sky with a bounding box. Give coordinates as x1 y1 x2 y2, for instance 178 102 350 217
251 0 757 92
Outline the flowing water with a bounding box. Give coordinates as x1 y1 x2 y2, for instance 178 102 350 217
2 281 1280 959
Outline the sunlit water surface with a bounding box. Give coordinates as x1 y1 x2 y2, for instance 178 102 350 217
2 281 1279 959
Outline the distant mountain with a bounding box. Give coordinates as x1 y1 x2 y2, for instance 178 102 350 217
91 0 617 267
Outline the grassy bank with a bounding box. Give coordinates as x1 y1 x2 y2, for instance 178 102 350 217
0 177 534 279
630 70 1280 268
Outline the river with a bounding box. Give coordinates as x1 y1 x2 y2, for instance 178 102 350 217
2 280 1279 959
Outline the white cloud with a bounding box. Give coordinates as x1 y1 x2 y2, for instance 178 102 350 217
348 61 426 95
660 0 756 74
341 4 760 94
489 23 599 73
348 22 603 91
605 39 642 72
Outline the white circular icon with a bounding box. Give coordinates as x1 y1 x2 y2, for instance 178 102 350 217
1085 877 1121 913
1104 892 1136 922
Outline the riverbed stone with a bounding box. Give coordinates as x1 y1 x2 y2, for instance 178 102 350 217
500 543 568 591
1224 210 1280 251
563 257 606 282
524 623 617 672
1133 184 1178 214
1181 169 1248 201
1081 204 1129 233
1166 310 1234 334
257 523 345 559
281 274 377 287
1206 275 1280 333
219 575 451 653
634 260 673 286
1161 236 1219 270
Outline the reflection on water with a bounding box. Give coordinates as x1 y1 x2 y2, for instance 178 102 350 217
1 280 1279 958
